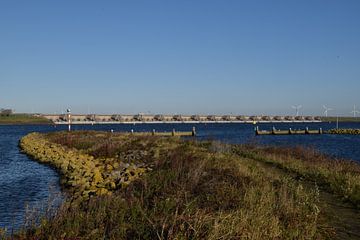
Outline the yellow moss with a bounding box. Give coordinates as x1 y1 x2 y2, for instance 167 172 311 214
20 132 148 202
96 188 109 195
112 162 120 169
106 181 117 190
106 164 114 171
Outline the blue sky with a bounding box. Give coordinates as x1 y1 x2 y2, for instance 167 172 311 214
1 1 359 116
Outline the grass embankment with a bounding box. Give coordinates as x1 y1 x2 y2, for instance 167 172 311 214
233 145 360 207
8 131 332 239
322 117 360 122
0 114 50 125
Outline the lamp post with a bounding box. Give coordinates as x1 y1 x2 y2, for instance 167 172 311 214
67 109 71 131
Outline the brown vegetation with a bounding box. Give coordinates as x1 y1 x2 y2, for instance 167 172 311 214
232 144 360 207
4 131 351 239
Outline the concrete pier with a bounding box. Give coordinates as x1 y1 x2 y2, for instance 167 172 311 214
255 126 323 135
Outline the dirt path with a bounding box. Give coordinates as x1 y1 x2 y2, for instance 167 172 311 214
317 188 360 239
241 157 360 239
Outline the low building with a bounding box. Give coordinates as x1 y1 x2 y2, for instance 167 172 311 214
0 109 13 116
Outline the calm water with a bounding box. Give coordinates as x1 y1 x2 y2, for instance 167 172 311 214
0 125 62 231
1 122 360 231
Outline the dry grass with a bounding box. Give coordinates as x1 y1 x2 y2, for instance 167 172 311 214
8 131 333 239
232 144 360 207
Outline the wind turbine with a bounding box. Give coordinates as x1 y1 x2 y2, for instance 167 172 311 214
292 105 302 116
323 105 333 117
351 105 360 118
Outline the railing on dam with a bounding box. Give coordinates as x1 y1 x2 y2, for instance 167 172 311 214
42 114 322 124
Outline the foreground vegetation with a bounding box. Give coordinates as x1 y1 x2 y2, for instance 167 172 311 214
20 133 148 202
233 145 360 208
5 131 360 239
0 114 50 125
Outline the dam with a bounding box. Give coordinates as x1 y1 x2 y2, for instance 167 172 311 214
42 114 322 124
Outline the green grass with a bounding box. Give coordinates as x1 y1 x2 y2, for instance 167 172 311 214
322 116 360 122
232 145 360 207
0 114 50 125
8 131 360 239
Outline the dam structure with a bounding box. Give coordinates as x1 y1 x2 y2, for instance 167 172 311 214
42 114 322 125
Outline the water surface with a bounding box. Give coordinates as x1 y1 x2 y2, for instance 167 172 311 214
0 125 62 231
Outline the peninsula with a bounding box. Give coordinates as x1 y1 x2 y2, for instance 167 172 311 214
8 130 360 239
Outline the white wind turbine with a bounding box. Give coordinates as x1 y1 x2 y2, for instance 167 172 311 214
323 105 333 117
292 105 302 116
351 105 360 118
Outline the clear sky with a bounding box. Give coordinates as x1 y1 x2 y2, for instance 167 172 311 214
1 1 359 116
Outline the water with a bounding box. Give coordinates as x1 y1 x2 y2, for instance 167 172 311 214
64 121 360 161
1 122 360 231
0 125 63 232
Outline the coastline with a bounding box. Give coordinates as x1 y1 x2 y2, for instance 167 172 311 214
322 117 360 122
0 122 51 125
0 114 51 125
7 130 360 239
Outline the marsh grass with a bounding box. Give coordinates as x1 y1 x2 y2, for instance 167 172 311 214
233 144 360 207
46 131 165 160
11 131 334 239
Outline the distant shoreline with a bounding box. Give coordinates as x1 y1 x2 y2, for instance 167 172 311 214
0 114 51 125
322 117 360 122
1 114 360 125
0 122 51 125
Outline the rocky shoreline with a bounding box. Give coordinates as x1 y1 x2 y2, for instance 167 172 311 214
20 133 148 202
327 128 360 135
8 130 360 239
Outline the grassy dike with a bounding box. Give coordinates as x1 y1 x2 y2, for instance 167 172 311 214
322 117 360 122
5 131 354 239
0 114 51 125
